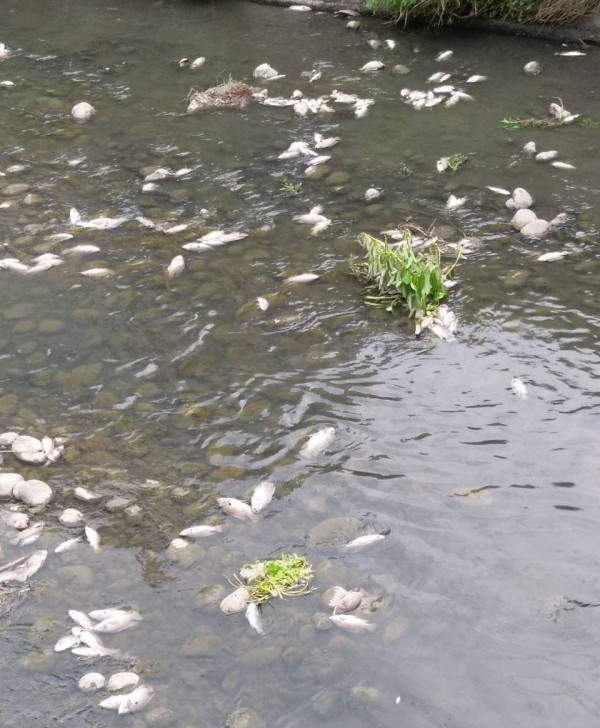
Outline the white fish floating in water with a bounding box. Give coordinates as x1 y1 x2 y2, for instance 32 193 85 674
251 480 276 514
427 72 451 83
180 524 223 538
81 268 114 278
54 633 81 652
245 602 265 635
329 614 375 633
0 258 30 274
143 168 171 182
446 194 466 210
538 251 570 262
74 486 99 501
183 230 248 251
289 4 312 9
55 535 83 553
220 587 251 614
190 56 206 69
314 133 339 149
346 19 361 30
78 672 106 692
284 273 320 284
99 695 127 710
88 607 140 621
535 150 559 162
11 522 44 546
329 586 363 614
239 562 265 581
293 205 326 225
523 141 537 154
511 376 528 399
85 525 100 551
253 63 284 80
556 50 586 56
64 244 101 255
551 161 576 170
486 186 511 196
360 60 385 72
166 255 185 279
118 684 155 715
256 297 269 311
0 549 47 583
466 74 487 82
107 672 140 692
217 497 256 521
344 533 387 552
436 50 454 62
385 39 396 49
69 609 96 630
69 207 127 230
278 141 317 159
300 426 336 457
93 611 142 633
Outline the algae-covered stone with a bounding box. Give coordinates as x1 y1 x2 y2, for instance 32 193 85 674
195 584 226 610
307 517 362 548
182 630 222 658
225 706 262 728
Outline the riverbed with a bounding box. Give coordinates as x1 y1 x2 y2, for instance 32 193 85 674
1 1 599 726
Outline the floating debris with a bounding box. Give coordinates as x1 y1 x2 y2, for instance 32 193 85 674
329 614 375 632
284 273 320 284
360 61 384 72
245 602 265 635
166 255 185 280
300 426 336 457
511 376 528 399
538 251 570 262
71 102 96 122
85 526 100 551
436 50 453 62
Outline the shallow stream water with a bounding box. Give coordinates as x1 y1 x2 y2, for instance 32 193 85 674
0 1 599 726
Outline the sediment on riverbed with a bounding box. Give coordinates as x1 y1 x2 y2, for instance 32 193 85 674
246 0 600 42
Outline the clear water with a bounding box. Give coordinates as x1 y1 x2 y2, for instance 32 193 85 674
0 1 599 726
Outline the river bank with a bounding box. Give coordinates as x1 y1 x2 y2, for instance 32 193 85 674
247 0 600 42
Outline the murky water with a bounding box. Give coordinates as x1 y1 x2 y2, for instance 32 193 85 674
1 0 599 725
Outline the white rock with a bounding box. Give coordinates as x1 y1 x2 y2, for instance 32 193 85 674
511 209 537 231
535 150 558 162
12 435 46 463
523 141 537 154
12 479 53 506
78 673 106 692
253 63 280 80
0 472 24 498
59 508 84 525
71 102 96 122
360 61 384 72
346 20 361 29
521 219 550 237
107 672 140 692
74 486 99 501
0 431 19 446
511 188 533 209
190 57 206 69
364 188 382 202
524 61 542 75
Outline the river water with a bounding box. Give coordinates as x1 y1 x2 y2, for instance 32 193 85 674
0 0 599 726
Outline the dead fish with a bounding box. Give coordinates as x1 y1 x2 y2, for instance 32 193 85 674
289 4 312 9
166 255 185 279
466 74 487 82
0 258 30 274
217 497 256 521
1 510 29 530
427 72 451 83
93 611 142 633
220 587 251 614
511 376 528 399
253 63 282 80
285 273 320 284
364 188 382 202
251 480 276 514
85 525 100 551
88 608 140 621
329 614 375 633
190 56 206 68
556 50 586 56
551 161 575 170
535 150 558 162
69 609 96 630
10 522 44 546
246 602 265 635
487 186 511 195
436 50 454 61
360 61 384 72
99 695 127 710
523 141 537 154
118 684 155 714
0 432 19 446
256 297 269 311
314 133 339 149
70 207 127 230
344 534 386 552
55 536 83 553
107 672 140 692
538 251 570 262
346 20 361 30
300 426 335 457
74 487 98 501
55 633 81 652
385 39 396 49
329 586 363 614
180 524 223 538
81 268 114 278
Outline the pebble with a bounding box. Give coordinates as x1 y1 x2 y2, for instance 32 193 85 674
12 479 53 506
59 508 84 525
0 473 24 498
511 208 537 231
524 61 542 75
71 102 96 122
511 188 533 209
521 219 550 237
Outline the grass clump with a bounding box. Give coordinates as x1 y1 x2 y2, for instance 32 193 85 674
278 178 303 197
501 116 599 130
350 231 460 317
237 554 314 605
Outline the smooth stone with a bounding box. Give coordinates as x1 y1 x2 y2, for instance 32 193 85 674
0 472 24 498
78 672 106 692
0 394 19 413
57 564 95 588
169 189 190 203
314 559 348 585
312 611 333 630
225 707 262 728
512 187 533 209
13 479 53 506
307 517 362 548
432 224 461 242
502 270 531 288
105 496 131 512
524 61 542 75
59 508 84 525
146 707 175 725
511 208 537 231
2 183 30 196
38 319 65 334
313 689 342 718
167 540 205 565
4 302 36 319
181 630 222 657
239 647 280 668
521 219 550 237
23 193 44 206
21 652 56 671
67 362 103 387
195 584 226 609
350 685 381 711
392 64 411 74
71 101 96 122
325 171 351 185
382 616 409 642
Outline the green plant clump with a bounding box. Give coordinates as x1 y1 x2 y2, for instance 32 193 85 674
238 554 314 605
446 154 468 172
350 232 460 317
278 178 302 197
501 116 599 130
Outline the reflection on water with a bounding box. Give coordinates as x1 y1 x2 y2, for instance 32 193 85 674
0 0 599 726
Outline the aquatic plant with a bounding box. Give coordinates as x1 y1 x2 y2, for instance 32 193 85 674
500 116 597 130
350 230 460 317
236 554 314 605
278 178 303 197
365 0 597 25
444 154 468 172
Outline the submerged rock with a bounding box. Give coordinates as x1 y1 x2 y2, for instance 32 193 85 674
187 82 255 113
307 517 362 548
226 706 262 728
13 479 53 506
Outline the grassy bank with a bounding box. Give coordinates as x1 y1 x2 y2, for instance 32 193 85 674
366 0 599 25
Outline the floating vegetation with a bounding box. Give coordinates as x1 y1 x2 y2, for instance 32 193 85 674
437 153 468 173
278 178 303 197
235 554 314 605
501 116 597 130
350 230 460 317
